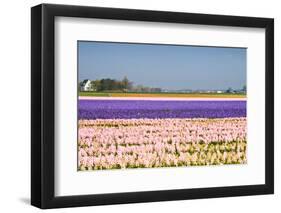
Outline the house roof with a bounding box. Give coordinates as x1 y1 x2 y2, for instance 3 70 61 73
81 79 90 86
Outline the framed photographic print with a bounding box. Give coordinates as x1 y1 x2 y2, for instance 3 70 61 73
31 3 274 209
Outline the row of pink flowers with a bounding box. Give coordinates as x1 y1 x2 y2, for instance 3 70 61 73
78 117 247 170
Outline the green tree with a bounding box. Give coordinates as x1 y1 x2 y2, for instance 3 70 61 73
121 76 129 89
91 80 101 91
242 85 247 92
226 87 233 93
121 76 132 91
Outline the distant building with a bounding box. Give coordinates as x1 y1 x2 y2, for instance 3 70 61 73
80 79 92 91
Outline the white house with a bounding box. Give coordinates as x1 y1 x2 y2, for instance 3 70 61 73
80 79 92 91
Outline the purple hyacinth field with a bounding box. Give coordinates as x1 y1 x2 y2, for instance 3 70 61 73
78 100 246 119
78 98 247 171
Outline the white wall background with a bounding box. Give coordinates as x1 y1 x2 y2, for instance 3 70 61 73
0 0 279 212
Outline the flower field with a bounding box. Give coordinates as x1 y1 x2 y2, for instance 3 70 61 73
78 99 247 171
79 100 246 119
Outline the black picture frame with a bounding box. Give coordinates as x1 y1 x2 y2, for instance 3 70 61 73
31 3 274 209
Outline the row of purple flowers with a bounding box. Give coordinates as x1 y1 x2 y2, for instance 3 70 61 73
79 100 246 119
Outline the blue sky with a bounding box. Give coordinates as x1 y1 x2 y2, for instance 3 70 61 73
78 41 246 90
